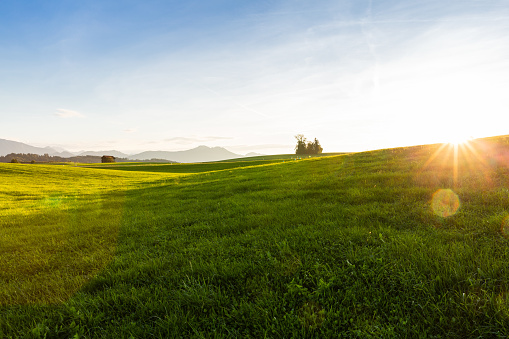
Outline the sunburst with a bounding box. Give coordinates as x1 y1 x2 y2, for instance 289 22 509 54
443 133 473 146
416 137 497 218
420 138 488 189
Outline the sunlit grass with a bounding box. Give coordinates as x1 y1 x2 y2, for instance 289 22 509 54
1 135 509 337
0 164 172 305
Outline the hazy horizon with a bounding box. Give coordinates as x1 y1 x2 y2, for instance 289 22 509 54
2 0 508 154
0 138 263 156
5 134 506 157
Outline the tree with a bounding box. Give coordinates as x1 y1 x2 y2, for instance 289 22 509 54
295 135 323 155
295 134 307 154
310 138 323 154
10 158 18 163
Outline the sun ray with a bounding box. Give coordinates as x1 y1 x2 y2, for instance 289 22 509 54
453 142 459 189
462 140 488 166
419 143 449 171
415 137 503 194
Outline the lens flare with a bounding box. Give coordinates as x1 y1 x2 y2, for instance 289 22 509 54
501 216 509 238
432 189 460 217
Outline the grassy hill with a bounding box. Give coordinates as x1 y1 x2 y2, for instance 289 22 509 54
2 136 509 337
219 152 350 162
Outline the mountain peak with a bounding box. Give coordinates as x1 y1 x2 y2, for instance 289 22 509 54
129 146 241 163
0 139 58 156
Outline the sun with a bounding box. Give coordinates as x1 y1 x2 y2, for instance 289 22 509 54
442 131 473 146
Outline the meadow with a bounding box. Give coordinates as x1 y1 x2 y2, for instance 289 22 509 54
1 136 509 338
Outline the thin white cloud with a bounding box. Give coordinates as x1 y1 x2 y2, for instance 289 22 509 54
361 0 381 98
228 144 291 153
124 128 137 133
54 109 84 119
196 84 270 118
165 136 233 144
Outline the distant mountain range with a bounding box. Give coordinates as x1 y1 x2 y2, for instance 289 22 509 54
78 150 131 158
128 146 241 163
0 138 262 163
0 138 58 156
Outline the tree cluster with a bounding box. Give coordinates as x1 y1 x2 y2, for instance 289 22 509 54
295 134 323 155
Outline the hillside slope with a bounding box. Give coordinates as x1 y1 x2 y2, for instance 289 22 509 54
2 135 509 337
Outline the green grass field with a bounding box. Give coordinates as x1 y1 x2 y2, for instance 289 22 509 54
2 136 509 338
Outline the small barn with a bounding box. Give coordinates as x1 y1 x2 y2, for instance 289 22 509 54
101 155 116 163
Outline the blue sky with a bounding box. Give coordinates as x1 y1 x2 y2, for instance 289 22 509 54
1 0 508 154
